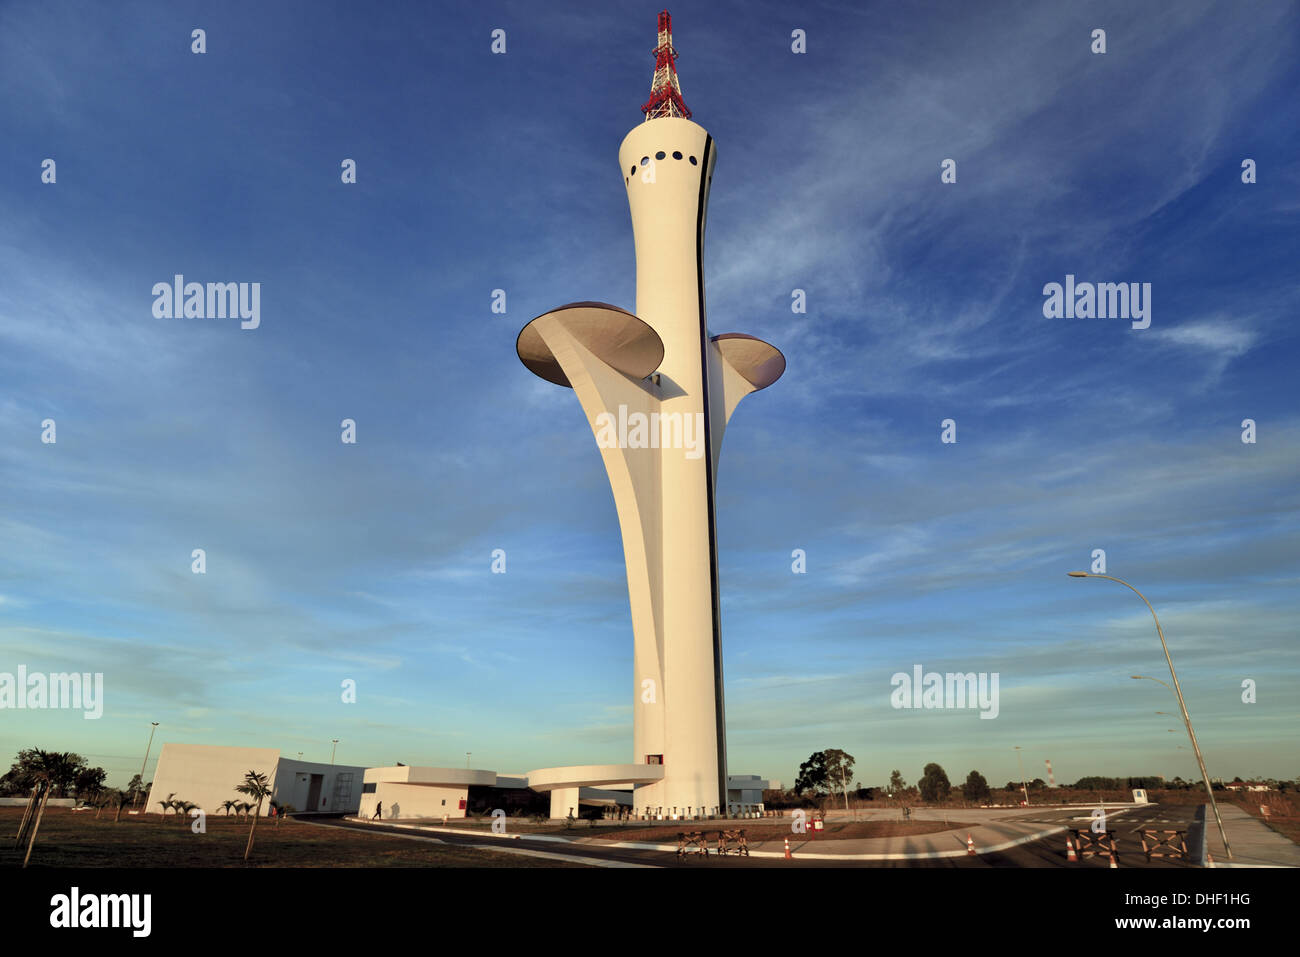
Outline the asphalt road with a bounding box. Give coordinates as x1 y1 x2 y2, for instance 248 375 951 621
312 803 1206 868
979 802 1204 868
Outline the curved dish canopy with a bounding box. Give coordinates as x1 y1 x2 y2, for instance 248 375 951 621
517 301 665 388
712 332 786 390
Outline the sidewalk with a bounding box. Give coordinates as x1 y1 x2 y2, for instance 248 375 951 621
1203 803 1300 868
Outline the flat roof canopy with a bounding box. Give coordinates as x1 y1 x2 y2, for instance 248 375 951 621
525 763 666 792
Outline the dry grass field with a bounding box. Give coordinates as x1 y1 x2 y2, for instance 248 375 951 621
1 807 584 868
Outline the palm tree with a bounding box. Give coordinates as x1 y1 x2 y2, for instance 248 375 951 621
234 770 273 862
113 788 133 823
238 802 253 820
33 750 80 798
17 749 83 867
157 792 176 821
19 780 52 867
220 799 237 818
176 800 198 825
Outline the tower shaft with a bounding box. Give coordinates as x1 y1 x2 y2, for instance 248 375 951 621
619 117 723 817
517 11 785 823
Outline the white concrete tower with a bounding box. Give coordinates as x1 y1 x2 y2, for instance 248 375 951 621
517 10 784 820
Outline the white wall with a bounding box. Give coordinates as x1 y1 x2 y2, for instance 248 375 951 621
273 759 365 814
360 783 468 820
146 743 281 817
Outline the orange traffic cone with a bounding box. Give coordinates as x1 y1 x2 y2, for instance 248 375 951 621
1109 851 1118 869
784 837 792 860
1206 851 1216 869
1066 837 1077 862
966 833 976 855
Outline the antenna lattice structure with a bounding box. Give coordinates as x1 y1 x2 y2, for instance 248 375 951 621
641 10 692 121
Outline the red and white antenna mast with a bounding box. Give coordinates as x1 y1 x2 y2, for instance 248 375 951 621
641 10 692 121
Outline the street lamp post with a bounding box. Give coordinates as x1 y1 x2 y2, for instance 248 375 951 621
1069 571 1233 859
466 752 472 769
136 722 159 808
330 740 338 765
1014 746 1029 806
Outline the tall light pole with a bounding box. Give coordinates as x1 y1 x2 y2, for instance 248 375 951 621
1013 746 1029 806
466 752 472 769
330 740 338 765
1069 571 1233 859
136 722 159 808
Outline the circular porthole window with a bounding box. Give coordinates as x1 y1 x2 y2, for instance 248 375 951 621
640 156 650 166
689 155 698 165
673 151 682 160
655 151 666 160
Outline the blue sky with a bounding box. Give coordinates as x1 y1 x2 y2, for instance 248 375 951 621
1 0 1297 791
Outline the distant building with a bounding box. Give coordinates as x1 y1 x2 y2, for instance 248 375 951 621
726 775 769 810
1225 781 1273 792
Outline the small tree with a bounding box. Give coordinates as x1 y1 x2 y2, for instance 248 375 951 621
234 770 273 862
918 763 951 803
795 752 830 797
74 766 107 805
220 799 238 817
157 792 176 821
823 749 857 809
889 770 907 795
962 770 991 804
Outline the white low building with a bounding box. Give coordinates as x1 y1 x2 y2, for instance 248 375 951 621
362 763 768 821
726 774 769 813
148 744 769 823
146 743 365 817
359 766 498 820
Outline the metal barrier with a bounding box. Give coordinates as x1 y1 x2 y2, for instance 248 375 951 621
716 828 749 856
1139 829 1188 862
676 831 709 857
1070 828 1119 862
